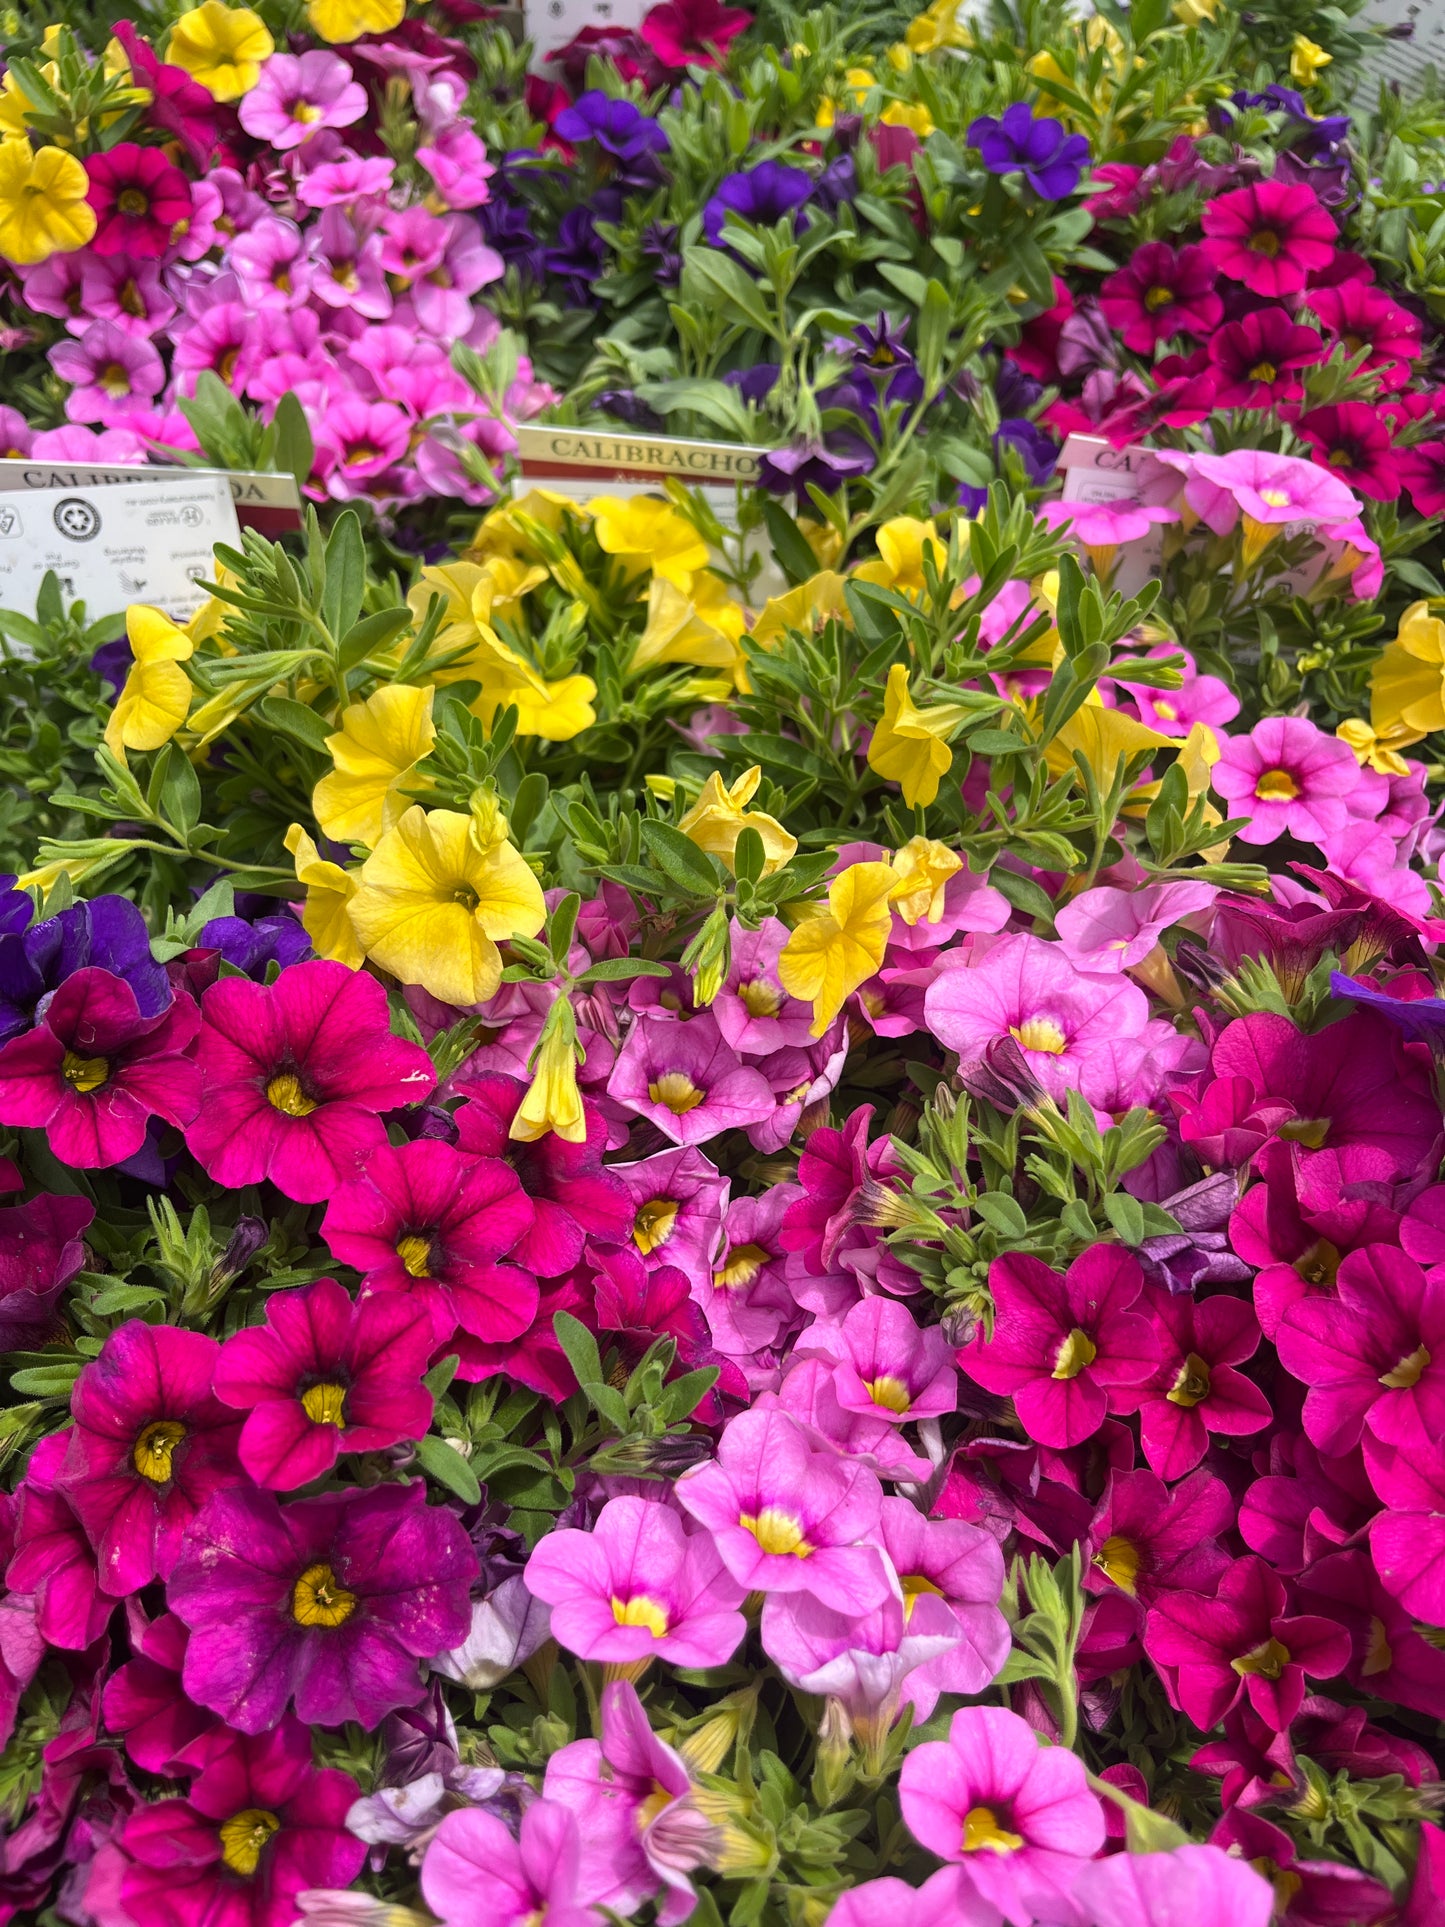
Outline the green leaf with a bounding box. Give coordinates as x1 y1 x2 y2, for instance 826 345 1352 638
9 1362 83 1398
553 1309 604 1389
760 498 821 588
656 1368 719 1421
575 958 673 983
682 247 780 340
1103 1192 1147 1246
989 866 1056 926
255 696 334 753
639 820 722 896
415 1434 482 1505
159 745 202 836
973 1194 1028 1238
424 1353 460 1398
337 608 412 670
322 510 366 642
270 392 315 492
915 276 952 392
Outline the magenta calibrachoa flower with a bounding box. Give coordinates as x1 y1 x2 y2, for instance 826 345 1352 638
898 1705 1105 1926
57 1319 241 1595
1083 1468 1234 1606
7 1432 120 1651
961 1245 1160 1448
168 1482 476 1731
212 1278 435 1490
1122 1287 1272 1481
676 1406 891 1610
524 1495 748 1670
0 1191 94 1351
186 960 436 1203
1200 179 1338 295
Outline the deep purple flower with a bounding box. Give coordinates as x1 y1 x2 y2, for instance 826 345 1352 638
553 90 669 163
702 160 814 245
545 206 608 301
195 913 312 978
759 435 872 495
0 1191 94 1352
968 102 1091 199
170 1482 477 1732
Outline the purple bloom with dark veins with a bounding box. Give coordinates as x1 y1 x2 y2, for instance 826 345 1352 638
553 91 669 163
545 207 609 302
968 102 1091 198
759 436 872 496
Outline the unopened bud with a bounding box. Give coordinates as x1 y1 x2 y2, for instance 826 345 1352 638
956 1036 1046 1113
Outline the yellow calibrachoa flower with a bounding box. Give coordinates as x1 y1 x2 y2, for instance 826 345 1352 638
590 496 709 590
284 825 365 969
1336 717 1413 779
678 766 797 876
307 0 405 43
629 576 742 677
867 664 969 808
349 805 546 1008
313 684 436 849
1290 34 1331 86
778 862 898 1036
906 0 972 53
0 140 96 267
510 1002 586 1144
1042 701 1172 784
471 490 582 563
1371 601 1445 748
881 100 935 137
465 628 598 742
888 837 962 926
749 571 850 648
853 517 950 598
165 3 274 100
104 605 194 758
0 59 61 140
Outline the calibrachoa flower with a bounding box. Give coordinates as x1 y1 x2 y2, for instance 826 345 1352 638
968 103 1091 200
169 1481 477 1731
610 1011 776 1145
1123 1287 1272 1480
0 1191 94 1351
1201 179 1338 295
237 51 368 148
1098 242 1222 351
1213 716 1364 846
422 1798 598 1927
84 144 193 258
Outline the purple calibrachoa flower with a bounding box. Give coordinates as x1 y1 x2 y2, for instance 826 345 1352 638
961 1245 1160 1448
186 960 436 1203
524 1495 748 1671
898 1705 1105 1926
1144 1554 1350 1732
0 968 200 1168
212 1278 435 1490
609 1011 776 1146
57 1320 241 1596
968 103 1091 200
422 1798 599 1927
169 1482 477 1732
1122 1286 1273 1481
702 160 813 245
1277 1243 1445 1455
676 1406 891 1610
0 1191 94 1351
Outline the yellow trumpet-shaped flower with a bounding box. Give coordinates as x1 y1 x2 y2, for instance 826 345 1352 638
867 664 969 808
888 836 963 926
0 140 96 267
1336 717 1414 779
906 0 972 53
590 496 709 591
1043 701 1172 785
749 571 850 647
468 629 597 742
629 575 742 678
349 805 546 1009
678 766 797 876
881 100 935 137
284 825 365 969
1290 34 1331 86
471 555 549 625
510 1000 586 1144
313 684 436 850
853 517 950 598
307 0 404 41
1371 601 1445 748
104 605 194 758
165 3 274 100
779 862 898 1036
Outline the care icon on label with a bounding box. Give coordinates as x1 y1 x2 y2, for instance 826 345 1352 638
53 497 102 542
0 503 21 539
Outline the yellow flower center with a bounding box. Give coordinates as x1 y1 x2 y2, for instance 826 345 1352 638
963 1806 1024 1854
1251 1860 1304 1910
116 187 149 216
292 1561 357 1628
1248 229 1281 257
218 1807 280 1877
1255 767 1300 800
1362 1615 1393 1677
291 100 322 122
714 1243 767 1291
1094 1534 1141 1596
334 262 358 291
1144 285 1175 311
1010 1015 1067 1055
344 441 380 467
634 1197 678 1254
61 1051 110 1094
301 1382 347 1427
266 1071 318 1118
1154 699 1177 721
1258 486 1291 508
739 1507 812 1557
1278 1116 1331 1148
899 1572 944 1621
637 1781 675 1830
611 1594 670 1638
738 979 783 1018
648 1072 706 1115
1380 1344 1430 1389
120 278 146 317
1168 1351 1213 1407
219 347 240 384
1232 1635 1290 1680
132 1418 185 1484
1052 1327 1097 1380
1328 448 1352 468
864 1374 913 1414
1296 1238 1340 1284
100 362 133 397
1249 359 1278 384
395 1234 433 1278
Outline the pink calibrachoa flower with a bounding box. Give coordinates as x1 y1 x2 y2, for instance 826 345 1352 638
712 918 817 1054
1055 878 1217 972
675 1406 891 1610
1074 1844 1274 1927
960 1245 1160 1448
422 1798 599 1927
1166 446 1362 536
169 1482 476 1732
50 322 167 425
1210 1811 1394 1927
898 1704 1105 1926
0 966 199 1168
56 1320 240 1596
1206 307 1325 407
609 1010 776 1146
84 143 192 258
1213 717 1363 847
313 398 413 497
1295 402 1399 499
185 960 436 1204
1238 1430 1375 1575
1144 1554 1350 1732
824 1296 957 1426
1038 497 1178 552
1121 1286 1272 1481
1118 647 1239 736
1098 241 1222 352
1201 180 1338 295
1298 1547 1445 1718
238 52 368 149
7 1433 120 1651
212 1278 434 1490
613 1145 729 1276
109 1719 365 1927
1309 280 1421 389
642 0 754 67
1277 1244 1445 1455
761 1584 962 1751
524 1494 748 1669
697 1185 806 1362
871 1498 1010 1708
102 1612 216 1774
1364 1434 1445 1624
1082 1467 1235 1606
320 1138 537 1347
823 1869 982 1927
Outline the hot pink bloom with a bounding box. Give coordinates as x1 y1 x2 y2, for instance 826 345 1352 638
1213 717 1362 847
78 255 177 340
57 1321 241 1595
320 1137 537 1346
610 1010 776 1145
313 398 412 496
231 215 312 308
1201 180 1338 296
1038 498 1178 548
1082 1467 1235 1605
7 1433 120 1650
1295 402 1399 499
1210 1811 1393 1927
1298 1548 1445 1719
676 1406 891 1610
1055 878 1217 972
296 156 396 208
612 1145 728 1276
102 1612 216 1774
524 1494 747 1669
1122 1286 1272 1480
1365 1433 1445 1623
1076 1845 1274 1927
212 1279 434 1489
170 1482 476 1732
696 1185 806 1361
85 143 192 258
1309 279 1421 388
1164 446 1361 535
419 124 496 209
1098 241 1222 351
1397 441 1445 518
238 51 368 149
1207 306 1325 407
185 960 435 1204
422 1798 598 1927
961 1245 1160 1448
1144 1554 1350 1731
898 1705 1104 1926
641 0 753 67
